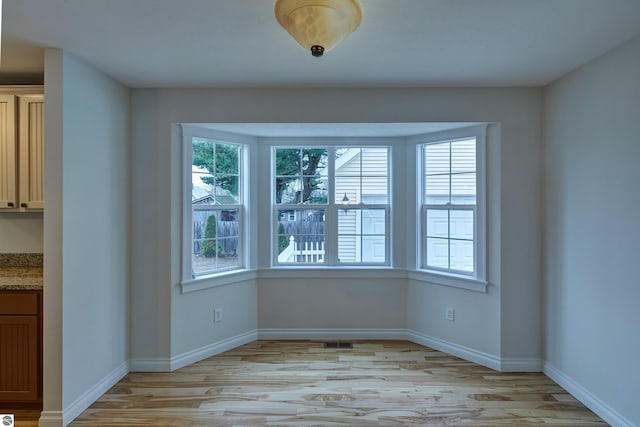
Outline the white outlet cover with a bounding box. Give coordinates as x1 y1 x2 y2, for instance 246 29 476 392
446 308 455 321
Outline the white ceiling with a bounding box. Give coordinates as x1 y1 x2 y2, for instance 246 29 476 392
2 0 640 88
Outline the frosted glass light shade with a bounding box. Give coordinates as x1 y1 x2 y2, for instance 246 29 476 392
274 0 362 57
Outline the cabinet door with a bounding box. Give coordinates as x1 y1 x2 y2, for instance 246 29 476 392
19 95 44 210
0 315 39 401
0 95 18 209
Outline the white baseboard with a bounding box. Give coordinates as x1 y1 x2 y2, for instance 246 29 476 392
130 330 259 372
38 410 63 427
258 328 408 341
543 361 635 427
62 360 129 426
406 330 502 371
258 328 543 374
170 330 258 371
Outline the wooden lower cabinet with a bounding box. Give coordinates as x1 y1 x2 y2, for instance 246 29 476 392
0 291 42 405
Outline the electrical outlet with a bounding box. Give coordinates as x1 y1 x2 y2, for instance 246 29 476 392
446 307 455 322
214 308 223 323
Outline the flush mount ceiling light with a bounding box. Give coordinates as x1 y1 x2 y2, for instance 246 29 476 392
274 0 362 57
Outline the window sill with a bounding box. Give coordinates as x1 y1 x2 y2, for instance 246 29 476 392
179 268 487 294
408 270 488 293
258 267 405 280
181 269 258 294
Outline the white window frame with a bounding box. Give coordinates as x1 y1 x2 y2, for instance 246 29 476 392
414 125 487 291
271 144 391 267
180 125 252 292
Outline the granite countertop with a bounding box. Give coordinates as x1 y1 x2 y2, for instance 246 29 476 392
0 253 43 291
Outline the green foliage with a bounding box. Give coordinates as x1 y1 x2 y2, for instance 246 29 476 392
192 141 327 205
275 148 327 203
192 139 239 195
201 215 221 258
277 223 288 253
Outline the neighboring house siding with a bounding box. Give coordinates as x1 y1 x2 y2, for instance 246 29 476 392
424 138 476 271
335 147 387 263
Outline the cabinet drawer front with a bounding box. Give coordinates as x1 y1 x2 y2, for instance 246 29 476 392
0 293 40 315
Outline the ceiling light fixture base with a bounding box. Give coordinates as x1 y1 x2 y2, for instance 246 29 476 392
310 45 325 57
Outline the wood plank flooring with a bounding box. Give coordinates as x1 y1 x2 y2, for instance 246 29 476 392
62 340 606 426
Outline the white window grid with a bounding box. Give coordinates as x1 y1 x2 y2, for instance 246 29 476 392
182 128 246 282
272 146 390 267
417 126 486 281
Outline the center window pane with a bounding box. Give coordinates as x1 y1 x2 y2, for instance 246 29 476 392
335 147 388 205
276 209 325 264
273 145 390 266
338 208 386 263
275 148 328 204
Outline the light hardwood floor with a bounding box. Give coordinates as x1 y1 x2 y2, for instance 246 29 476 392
60 341 610 425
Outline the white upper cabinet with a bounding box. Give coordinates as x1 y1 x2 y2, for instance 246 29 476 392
0 95 18 209
18 95 44 210
0 90 44 211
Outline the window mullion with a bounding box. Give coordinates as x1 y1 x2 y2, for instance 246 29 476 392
183 135 194 281
359 148 363 204
447 208 451 270
326 147 337 265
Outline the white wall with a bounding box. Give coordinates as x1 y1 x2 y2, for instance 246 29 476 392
407 123 503 361
543 35 640 426
130 95 260 366
41 49 130 426
259 276 407 332
130 87 542 367
0 212 43 252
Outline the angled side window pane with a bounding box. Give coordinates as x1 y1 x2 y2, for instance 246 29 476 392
424 142 450 175
186 134 245 281
215 175 239 203
192 138 214 170
424 174 450 205
421 130 484 279
426 209 449 238
451 173 476 204
451 138 476 174
450 210 474 240
215 143 239 174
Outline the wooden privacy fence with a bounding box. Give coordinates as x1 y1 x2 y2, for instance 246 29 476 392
193 220 238 256
278 236 325 263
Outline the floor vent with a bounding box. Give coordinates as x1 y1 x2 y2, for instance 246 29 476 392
324 342 353 349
